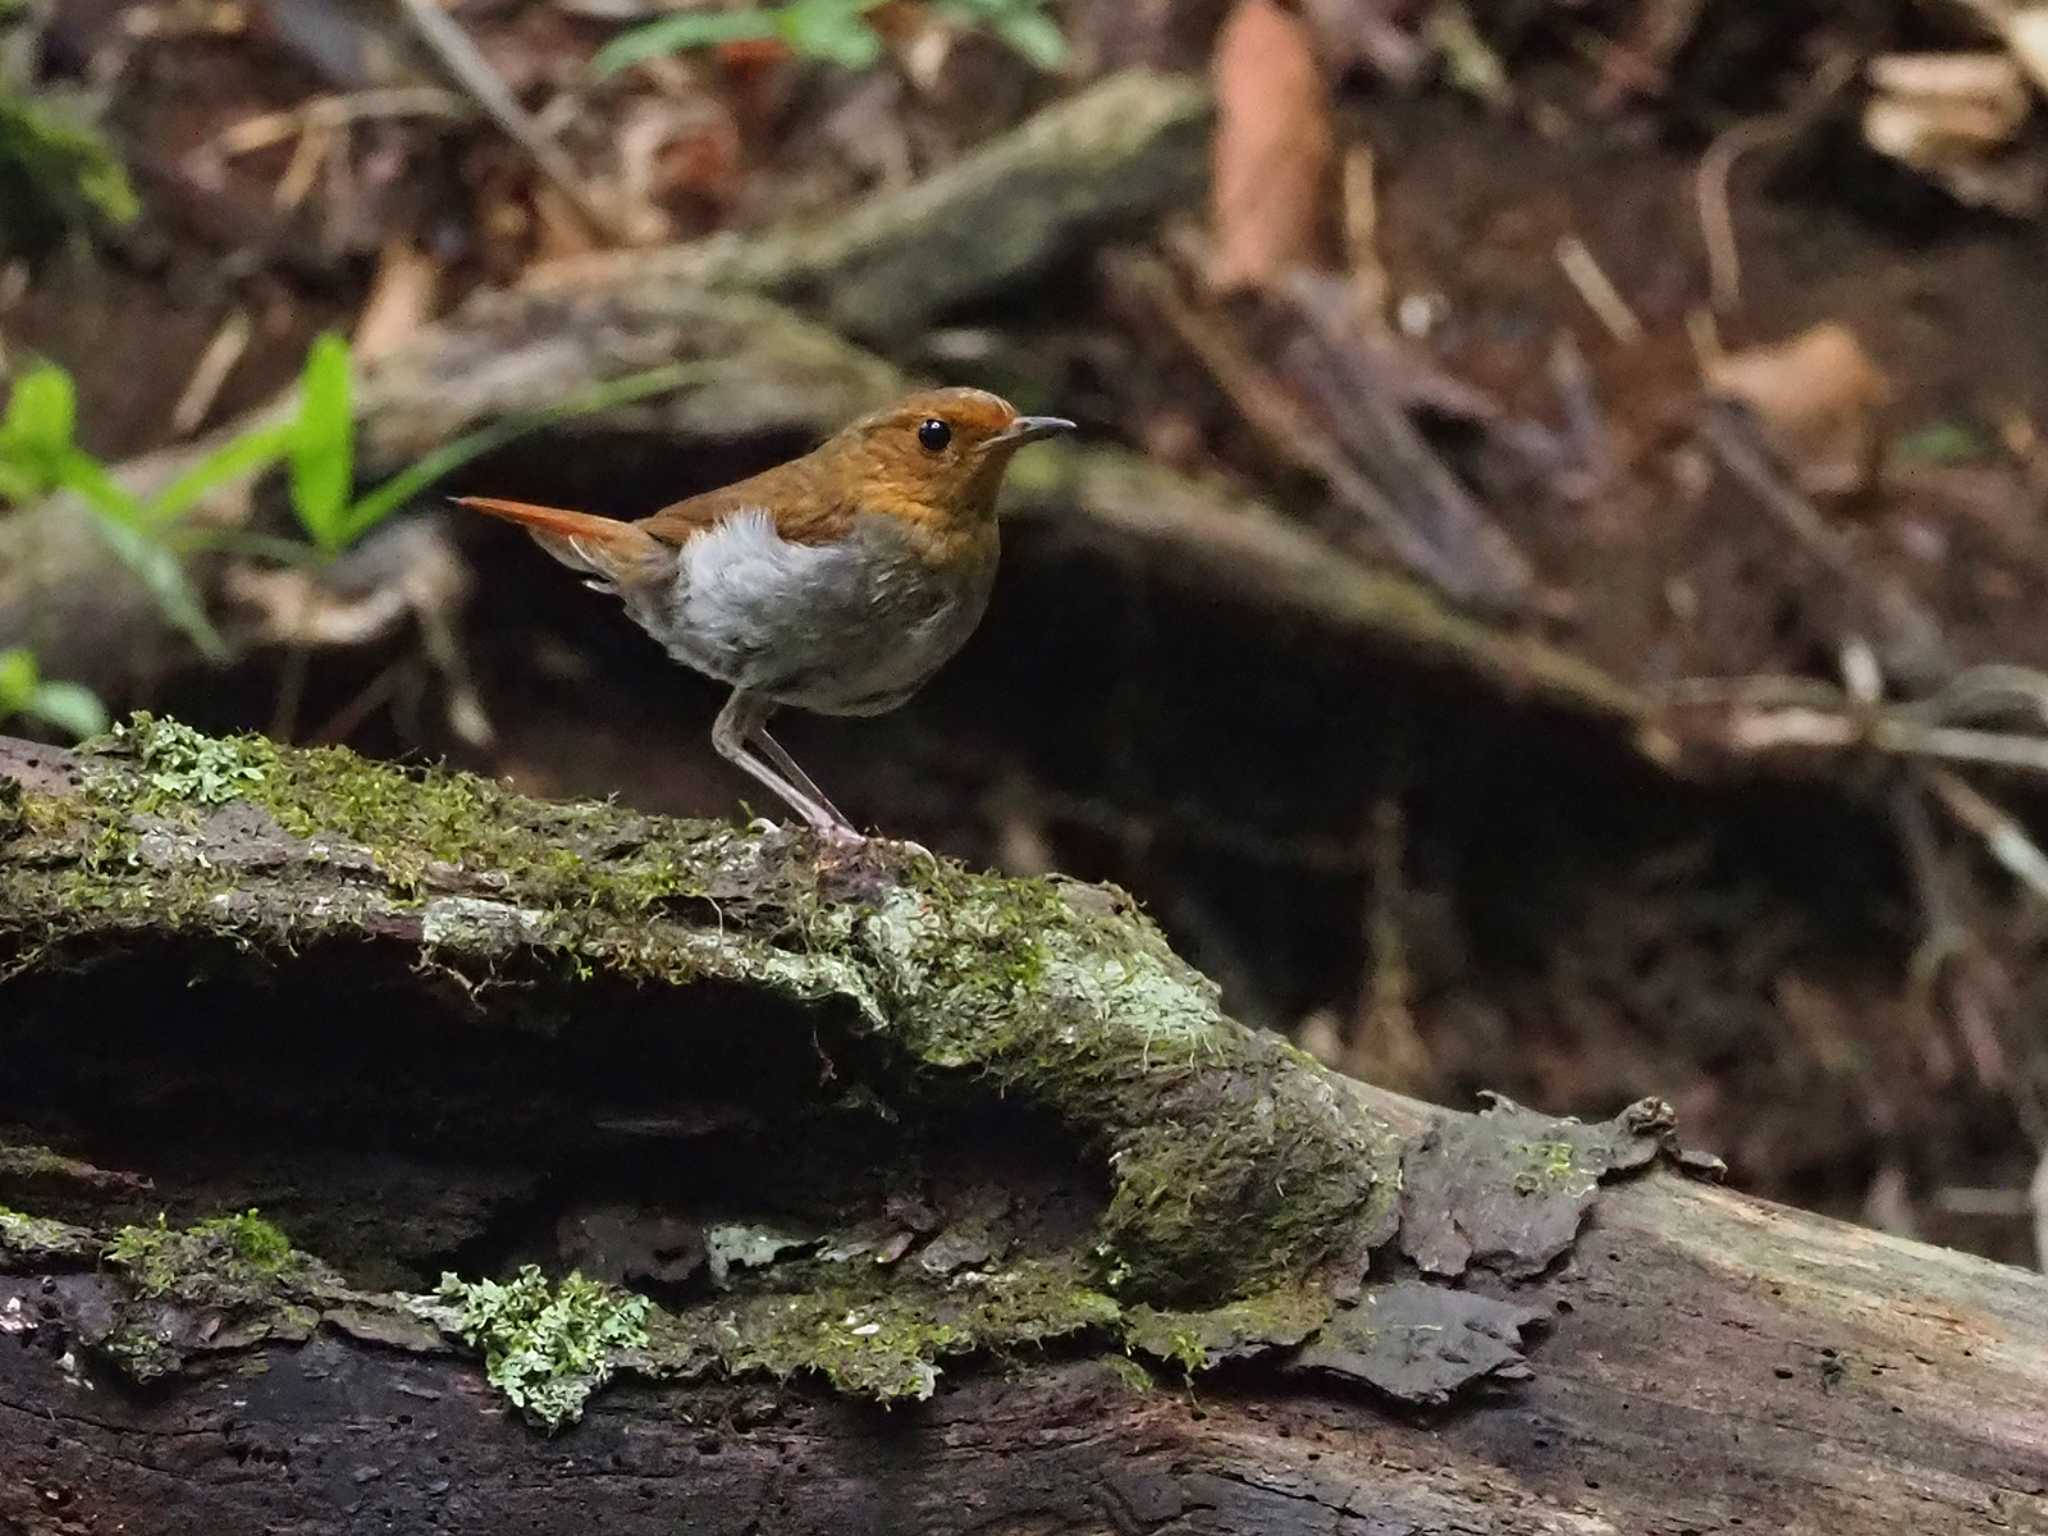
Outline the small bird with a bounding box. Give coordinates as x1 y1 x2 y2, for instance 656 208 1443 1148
457 387 1075 845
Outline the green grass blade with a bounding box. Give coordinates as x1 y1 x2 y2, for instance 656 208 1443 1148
333 360 717 549
591 10 781 77
26 679 110 739
1 362 77 458
288 333 356 552
142 421 296 529
86 513 228 660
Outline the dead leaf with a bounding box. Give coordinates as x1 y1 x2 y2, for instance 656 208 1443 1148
1862 51 2041 216
1704 323 1892 498
1209 0 1335 295
352 239 440 363
2006 8 2048 98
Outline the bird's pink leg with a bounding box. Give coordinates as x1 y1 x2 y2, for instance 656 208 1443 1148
712 691 862 845
749 722 853 832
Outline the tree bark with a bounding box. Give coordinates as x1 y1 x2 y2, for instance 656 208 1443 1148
2 723 2044 1535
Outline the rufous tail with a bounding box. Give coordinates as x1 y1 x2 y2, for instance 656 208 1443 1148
454 496 670 590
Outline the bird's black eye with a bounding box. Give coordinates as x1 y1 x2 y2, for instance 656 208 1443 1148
916 418 952 453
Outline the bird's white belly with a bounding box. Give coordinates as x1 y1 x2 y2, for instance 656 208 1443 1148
626 508 996 716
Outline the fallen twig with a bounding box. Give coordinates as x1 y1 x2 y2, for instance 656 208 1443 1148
1701 403 1955 689
1106 252 1532 609
1554 235 1643 345
1695 54 1859 313
1922 766 2048 902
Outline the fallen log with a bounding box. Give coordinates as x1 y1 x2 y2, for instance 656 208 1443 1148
1 721 2044 1534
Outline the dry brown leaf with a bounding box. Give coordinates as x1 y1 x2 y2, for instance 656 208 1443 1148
2007 8 2048 98
1704 323 1892 499
1209 0 1335 295
352 239 440 363
1862 51 2042 216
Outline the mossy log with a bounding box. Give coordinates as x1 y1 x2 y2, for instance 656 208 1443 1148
2 721 2046 1535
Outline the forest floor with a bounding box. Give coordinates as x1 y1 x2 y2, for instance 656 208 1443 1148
7 0 2048 1266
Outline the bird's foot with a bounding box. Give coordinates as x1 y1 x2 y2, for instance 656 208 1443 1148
814 822 868 851
892 837 938 869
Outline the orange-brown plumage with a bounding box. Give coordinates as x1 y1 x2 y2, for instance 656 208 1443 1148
456 386 1074 844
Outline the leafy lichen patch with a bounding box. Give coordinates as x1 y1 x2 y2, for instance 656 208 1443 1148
1398 1094 1675 1279
414 1265 650 1432
1285 1280 1547 1407
0 1204 95 1265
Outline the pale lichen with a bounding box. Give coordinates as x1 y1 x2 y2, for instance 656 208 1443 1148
414 1265 650 1432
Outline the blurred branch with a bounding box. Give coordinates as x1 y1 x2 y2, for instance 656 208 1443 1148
521 70 1213 343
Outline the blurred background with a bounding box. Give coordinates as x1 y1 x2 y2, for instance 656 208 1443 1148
6 0 2048 1268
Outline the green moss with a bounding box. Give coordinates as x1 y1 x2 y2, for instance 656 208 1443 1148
0 1143 77 1182
677 1254 1119 1402
609 1251 1125 1411
719 1288 962 1401
415 1265 650 1431
105 1210 302 1304
857 872 1403 1302
1511 1139 1595 1198
956 1256 1122 1346
0 715 759 970
1124 1285 1333 1375
1101 1353 1155 1393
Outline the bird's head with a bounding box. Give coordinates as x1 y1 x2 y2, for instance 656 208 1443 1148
824 387 1076 532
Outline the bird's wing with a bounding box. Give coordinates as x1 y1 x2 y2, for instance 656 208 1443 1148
638 459 856 549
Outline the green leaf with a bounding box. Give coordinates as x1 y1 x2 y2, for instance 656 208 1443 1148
778 1 882 66
289 332 355 552
331 359 717 551
86 514 227 660
49 445 147 526
1 362 76 459
590 8 781 77
0 89 140 261
26 680 109 739
0 652 102 739
142 419 295 529
990 8 1066 69
0 647 36 713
